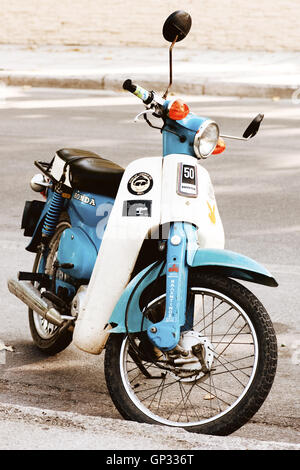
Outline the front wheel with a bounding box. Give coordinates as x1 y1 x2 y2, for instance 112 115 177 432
104 272 277 435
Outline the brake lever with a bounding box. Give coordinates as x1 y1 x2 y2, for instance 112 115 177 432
134 109 154 123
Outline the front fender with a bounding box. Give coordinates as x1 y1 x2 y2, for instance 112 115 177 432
109 245 278 334
109 261 164 333
189 248 278 287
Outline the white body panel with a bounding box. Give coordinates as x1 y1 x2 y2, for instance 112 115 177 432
73 157 162 354
50 154 72 186
161 154 225 249
73 154 224 354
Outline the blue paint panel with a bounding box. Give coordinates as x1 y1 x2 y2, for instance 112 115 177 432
68 191 114 252
179 113 209 131
25 188 115 255
109 262 166 333
57 227 98 279
162 125 195 157
162 106 208 157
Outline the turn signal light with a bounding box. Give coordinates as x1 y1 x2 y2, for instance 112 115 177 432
168 99 190 120
212 138 226 155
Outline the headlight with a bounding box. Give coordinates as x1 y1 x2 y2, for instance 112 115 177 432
194 120 219 159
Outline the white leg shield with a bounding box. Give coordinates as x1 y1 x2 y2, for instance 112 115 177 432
73 157 162 354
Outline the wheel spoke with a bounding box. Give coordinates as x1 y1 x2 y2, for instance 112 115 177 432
214 354 249 388
214 322 249 357
118 282 263 429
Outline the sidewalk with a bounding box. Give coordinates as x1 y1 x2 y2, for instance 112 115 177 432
1 45 300 99
0 402 299 450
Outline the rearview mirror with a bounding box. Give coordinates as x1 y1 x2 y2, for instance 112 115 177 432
162 11 192 99
163 10 192 43
221 113 265 142
243 114 264 139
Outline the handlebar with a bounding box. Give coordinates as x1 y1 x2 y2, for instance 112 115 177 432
123 79 153 105
123 79 165 108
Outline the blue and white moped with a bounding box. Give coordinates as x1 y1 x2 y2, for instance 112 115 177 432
8 11 278 435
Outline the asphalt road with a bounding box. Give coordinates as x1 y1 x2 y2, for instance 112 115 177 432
0 86 299 448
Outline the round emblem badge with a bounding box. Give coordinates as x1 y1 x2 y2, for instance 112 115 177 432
127 172 153 195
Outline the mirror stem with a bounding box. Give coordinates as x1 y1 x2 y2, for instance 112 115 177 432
220 134 250 141
163 35 178 99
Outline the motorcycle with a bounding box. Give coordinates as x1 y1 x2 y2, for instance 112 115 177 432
8 11 278 436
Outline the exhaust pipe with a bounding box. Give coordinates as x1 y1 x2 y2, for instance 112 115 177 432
7 279 64 327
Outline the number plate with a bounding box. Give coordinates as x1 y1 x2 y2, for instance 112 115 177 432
177 163 198 197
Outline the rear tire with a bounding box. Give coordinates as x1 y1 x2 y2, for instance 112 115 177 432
28 220 73 355
104 272 277 435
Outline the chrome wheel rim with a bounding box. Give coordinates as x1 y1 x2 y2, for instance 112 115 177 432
119 288 259 427
32 312 58 339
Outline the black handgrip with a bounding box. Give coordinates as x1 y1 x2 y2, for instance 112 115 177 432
123 79 137 93
123 79 153 105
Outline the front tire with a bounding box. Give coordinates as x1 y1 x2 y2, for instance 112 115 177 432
104 272 277 435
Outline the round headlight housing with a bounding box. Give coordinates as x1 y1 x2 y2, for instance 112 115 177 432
194 120 219 159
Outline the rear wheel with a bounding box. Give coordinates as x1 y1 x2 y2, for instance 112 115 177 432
104 272 277 435
28 220 73 355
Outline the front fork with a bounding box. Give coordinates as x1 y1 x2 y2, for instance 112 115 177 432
147 222 189 351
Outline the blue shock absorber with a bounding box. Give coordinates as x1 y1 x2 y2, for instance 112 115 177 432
42 191 65 238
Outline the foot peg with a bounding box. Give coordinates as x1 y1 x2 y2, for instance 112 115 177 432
18 271 50 287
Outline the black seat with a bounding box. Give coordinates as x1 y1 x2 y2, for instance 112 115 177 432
56 148 124 198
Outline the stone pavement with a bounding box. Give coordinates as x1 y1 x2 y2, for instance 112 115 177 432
0 45 300 99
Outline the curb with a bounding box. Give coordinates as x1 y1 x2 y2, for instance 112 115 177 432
0 71 298 99
0 402 299 450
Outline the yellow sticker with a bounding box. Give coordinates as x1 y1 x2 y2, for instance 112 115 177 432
207 201 216 224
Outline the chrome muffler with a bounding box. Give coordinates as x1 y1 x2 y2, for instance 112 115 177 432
7 279 64 327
